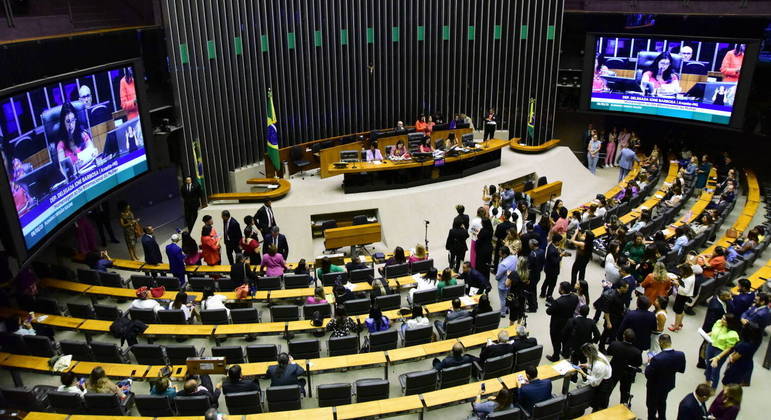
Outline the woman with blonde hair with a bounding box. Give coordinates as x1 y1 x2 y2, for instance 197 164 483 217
85 366 127 399
579 343 613 411
640 261 672 303
118 201 140 260
409 244 428 263
503 227 522 256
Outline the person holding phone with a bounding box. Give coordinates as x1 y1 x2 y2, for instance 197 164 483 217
471 384 514 419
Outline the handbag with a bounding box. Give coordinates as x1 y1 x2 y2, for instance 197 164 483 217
234 285 249 299
150 286 166 298
133 221 143 238
726 227 739 239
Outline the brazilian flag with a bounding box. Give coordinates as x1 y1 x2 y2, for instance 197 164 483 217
527 98 535 143
266 89 280 172
192 138 206 197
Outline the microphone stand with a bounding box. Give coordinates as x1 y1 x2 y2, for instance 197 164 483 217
423 220 430 252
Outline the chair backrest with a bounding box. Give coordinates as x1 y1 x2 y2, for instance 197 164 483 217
48 390 86 414
403 325 434 347
200 308 229 325
84 393 125 415
481 353 514 379
403 369 438 395
98 271 124 288
513 345 543 372
283 273 311 289
441 284 465 300
165 345 199 365
131 344 166 365
410 258 434 274
158 309 187 324
135 394 176 417
225 390 263 415
487 406 523 419
343 297 371 315
158 276 180 291
564 385 595 419
188 277 213 291
328 335 359 356
321 271 346 286
246 344 280 363
288 339 320 359
212 346 245 364
90 341 124 363
174 395 212 416
303 303 332 320
374 293 401 310
385 263 409 278
60 340 94 361
352 215 369 225
257 276 282 291
129 274 155 289
93 304 121 321
271 305 300 322
355 378 390 402
530 394 566 420
129 308 158 324
412 288 439 306
1 387 47 411
443 317 474 339
368 329 398 352
440 362 472 389
474 311 501 333
77 268 101 285
34 297 62 315
231 308 260 324
67 302 95 319
22 335 57 357
349 267 374 283
317 383 352 407
266 385 302 412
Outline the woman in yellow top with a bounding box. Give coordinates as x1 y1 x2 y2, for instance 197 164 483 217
705 313 742 389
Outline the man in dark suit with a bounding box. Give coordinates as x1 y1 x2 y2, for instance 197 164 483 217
676 383 714 420
526 239 545 312
432 342 478 371
177 377 221 406
511 325 538 352
598 281 629 352
221 210 242 265
165 234 187 288
479 330 514 364
607 328 643 406
221 364 261 395
254 199 277 238
540 234 565 299
561 304 600 364
517 366 552 414
458 261 491 294
345 255 368 272
230 253 257 288
141 226 162 267
493 210 515 268
618 296 658 351
453 204 470 231
262 225 289 259
546 281 579 362
180 177 204 233
645 334 686 420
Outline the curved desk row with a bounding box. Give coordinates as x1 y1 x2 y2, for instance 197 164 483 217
661 170 719 240
701 170 761 257
509 138 561 153
208 178 292 203
570 160 642 214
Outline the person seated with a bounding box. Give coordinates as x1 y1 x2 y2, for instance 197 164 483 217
409 268 438 301
150 377 177 398
315 256 344 280
293 258 309 275
710 184 736 212
511 325 538 352
260 244 288 277
305 286 328 305
333 284 355 304
201 287 230 317
432 342 478 371
389 140 411 160
418 136 434 153
221 365 260 395
10 314 36 336
435 298 470 331
472 386 515 419
177 377 221 406
394 120 406 132
58 371 85 396
92 250 114 272
365 305 390 333
365 141 384 162
437 268 458 293
369 277 393 300
345 255 368 272
517 366 553 414
415 115 429 134
400 305 430 333
640 51 681 96
130 286 162 312
479 330 514 364
471 293 494 317
85 366 128 399
326 305 359 337
266 353 306 388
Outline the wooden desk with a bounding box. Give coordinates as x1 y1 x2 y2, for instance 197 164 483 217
145 364 188 379
32 314 85 330
144 324 215 337
458 325 519 348
69 416 151 420
245 407 334 419
577 404 636 419
40 278 92 293
422 378 504 407
700 170 760 258
69 361 149 378
0 354 54 373
23 413 69 420
324 222 382 250
215 322 288 336
386 338 458 363
528 181 563 206
307 352 387 373
208 178 291 202
570 160 641 214
237 360 307 377
509 138 561 153
336 394 424 419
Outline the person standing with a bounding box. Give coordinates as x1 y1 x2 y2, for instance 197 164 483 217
458 261 491 295
91 202 119 246
698 289 734 368
676 383 714 420
453 204 470 232
118 201 140 261
469 207 486 269
119 67 139 120
607 329 643 406
587 135 602 174
526 239 544 312
618 296 658 352
221 210 242 265
645 334 686 420
254 199 277 238
562 305 600 364
445 220 469 272
477 218 494 279
495 247 518 318
482 108 497 141
165 234 187 288
540 234 565 299
708 384 742 420
617 144 639 182
230 253 257 289
605 128 617 168
704 313 741 389
180 177 204 233
200 224 221 266
493 210 515 268
262 226 288 260
597 282 629 352
546 282 579 362
569 229 594 284
141 226 162 266
579 343 614 412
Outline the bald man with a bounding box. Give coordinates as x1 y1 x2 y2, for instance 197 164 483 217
78 85 92 107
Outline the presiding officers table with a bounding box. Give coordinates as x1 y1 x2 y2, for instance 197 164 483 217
327 139 509 193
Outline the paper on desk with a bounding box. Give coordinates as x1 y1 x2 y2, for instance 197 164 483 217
655 194 664 199
36 315 49 322
372 160 382 165
552 360 574 375
460 296 476 306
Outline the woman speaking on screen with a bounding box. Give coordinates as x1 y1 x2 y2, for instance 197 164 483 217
640 51 681 97
57 102 96 180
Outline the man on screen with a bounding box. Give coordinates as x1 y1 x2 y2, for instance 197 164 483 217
78 85 93 108
640 52 681 96
120 68 139 120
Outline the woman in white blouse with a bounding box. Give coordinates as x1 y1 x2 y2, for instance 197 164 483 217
669 263 696 332
201 287 230 318
579 343 613 412
468 207 486 269
604 240 621 286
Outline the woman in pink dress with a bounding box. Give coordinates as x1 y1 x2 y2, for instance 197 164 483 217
57 102 95 179
604 127 617 168
260 244 288 277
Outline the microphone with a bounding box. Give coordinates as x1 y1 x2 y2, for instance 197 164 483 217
424 220 430 224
